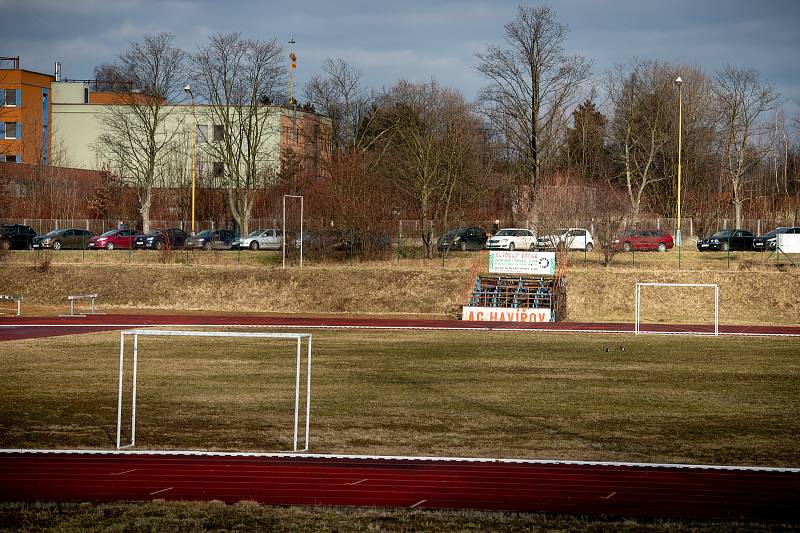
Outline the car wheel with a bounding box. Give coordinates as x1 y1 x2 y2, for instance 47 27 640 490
53 241 62 250
106 242 115 251
0 239 10 250
657 242 667 252
508 242 515 251
721 242 730 252
250 241 259 251
203 241 212 251
155 241 163 250
585 242 594 253
622 242 631 252
529 243 537 251
460 241 467 252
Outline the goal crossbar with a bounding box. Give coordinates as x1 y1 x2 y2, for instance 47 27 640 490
635 283 719 336
116 329 313 452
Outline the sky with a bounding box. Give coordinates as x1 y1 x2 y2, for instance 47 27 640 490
6 0 800 123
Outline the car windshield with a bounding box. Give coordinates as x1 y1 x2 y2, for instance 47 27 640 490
444 229 459 238
100 230 117 237
248 230 263 236
44 230 62 236
197 230 213 238
555 228 569 235
712 230 734 238
759 229 779 239
495 229 514 236
619 229 637 237
147 229 167 236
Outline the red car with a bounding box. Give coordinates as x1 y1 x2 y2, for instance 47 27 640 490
87 228 143 250
612 229 674 252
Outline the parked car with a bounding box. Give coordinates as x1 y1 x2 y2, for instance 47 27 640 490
134 228 189 250
185 229 238 250
32 228 94 250
753 227 800 252
696 229 754 252
537 228 594 252
612 229 674 252
437 227 487 251
485 228 537 251
233 228 283 251
87 228 143 250
0 224 36 250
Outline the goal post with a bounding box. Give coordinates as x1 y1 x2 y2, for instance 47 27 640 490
115 329 313 452
635 283 719 336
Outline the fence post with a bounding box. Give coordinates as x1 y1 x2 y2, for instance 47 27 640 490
689 218 693 239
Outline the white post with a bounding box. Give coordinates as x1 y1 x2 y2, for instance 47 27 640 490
293 337 301 451
635 283 640 335
305 337 312 451
116 332 125 449
714 285 720 337
131 334 139 447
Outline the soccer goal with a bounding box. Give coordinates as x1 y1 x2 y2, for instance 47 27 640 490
115 329 313 452
635 283 719 336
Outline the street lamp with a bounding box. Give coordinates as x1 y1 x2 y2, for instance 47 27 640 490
674 76 683 266
183 84 197 235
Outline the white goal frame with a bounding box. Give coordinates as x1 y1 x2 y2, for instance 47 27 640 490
635 283 719 336
116 329 312 452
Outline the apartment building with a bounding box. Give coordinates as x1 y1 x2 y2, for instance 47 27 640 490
0 57 54 164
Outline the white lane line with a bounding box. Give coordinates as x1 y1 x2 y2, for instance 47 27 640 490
4 449 799 473
410 499 426 508
149 487 173 495
603 491 617 499
347 478 368 485
3 322 800 337
111 469 137 476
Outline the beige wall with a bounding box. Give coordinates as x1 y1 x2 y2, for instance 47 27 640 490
51 86 284 177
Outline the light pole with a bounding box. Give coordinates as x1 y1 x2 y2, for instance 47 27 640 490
674 76 683 268
184 84 197 235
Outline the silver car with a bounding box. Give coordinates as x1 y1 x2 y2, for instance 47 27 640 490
233 228 283 250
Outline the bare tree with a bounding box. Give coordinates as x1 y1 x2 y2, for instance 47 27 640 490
606 60 674 222
475 5 591 220
303 58 377 151
714 64 778 228
191 33 286 234
94 33 186 233
374 80 487 257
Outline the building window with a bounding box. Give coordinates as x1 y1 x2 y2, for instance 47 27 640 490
212 161 224 177
197 124 208 144
5 155 17 162
3 122 17 139
213 125 224 143
2 89 17 107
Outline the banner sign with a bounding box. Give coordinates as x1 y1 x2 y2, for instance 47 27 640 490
462 306 553 323
488 251 556 275
777 233 800 253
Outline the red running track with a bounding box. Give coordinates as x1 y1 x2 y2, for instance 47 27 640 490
1 452 799 521
2 313 800 341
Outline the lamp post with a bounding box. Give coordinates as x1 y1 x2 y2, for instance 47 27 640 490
183 84 197 235
674 76 683 268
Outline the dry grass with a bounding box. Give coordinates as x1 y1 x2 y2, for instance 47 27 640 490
2 258 799 324
2 329 798 467
1 501 789 532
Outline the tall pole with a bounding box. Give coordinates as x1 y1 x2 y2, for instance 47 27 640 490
675 77 683 268
184 85 197 235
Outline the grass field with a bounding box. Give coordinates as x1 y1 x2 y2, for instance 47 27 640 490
1 258 798 324
2 328 798 467
2 501 789 532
